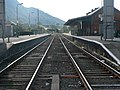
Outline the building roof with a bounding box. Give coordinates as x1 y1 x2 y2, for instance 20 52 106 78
64 7 101 25
6 21 16 25
64 15 91 25
64 7 120 26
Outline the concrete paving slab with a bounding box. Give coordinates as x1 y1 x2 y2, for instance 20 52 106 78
51 75 59 90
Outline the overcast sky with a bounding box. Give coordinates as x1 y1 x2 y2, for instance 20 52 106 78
17 0 120 21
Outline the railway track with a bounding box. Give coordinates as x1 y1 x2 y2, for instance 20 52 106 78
61 35 120 90
0 36 53 90
25 34 84 90
0 33 119 90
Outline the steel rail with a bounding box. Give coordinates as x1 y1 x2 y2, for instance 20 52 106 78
64 33 120 65
59 36 93 90
25 35 55 90
0 37 50 74
0 35 50 65
83 49 120 78
62 35 120 78
93 52 120 70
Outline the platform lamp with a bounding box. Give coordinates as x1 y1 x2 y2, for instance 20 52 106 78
98 14 103 40
29 12 34 36
16 3 23 37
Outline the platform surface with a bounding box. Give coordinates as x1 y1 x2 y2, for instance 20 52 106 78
0 34 49 55
0 34 49 44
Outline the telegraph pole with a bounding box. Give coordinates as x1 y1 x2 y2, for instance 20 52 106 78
16 3 23 37
37 9 40 34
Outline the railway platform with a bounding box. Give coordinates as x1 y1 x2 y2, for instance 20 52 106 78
0 34 50 56
81 36 120 61
0 34 49 44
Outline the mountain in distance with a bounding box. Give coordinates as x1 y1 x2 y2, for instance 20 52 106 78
5 0 65 25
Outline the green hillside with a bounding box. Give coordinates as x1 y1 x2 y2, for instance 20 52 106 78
5 0 65 25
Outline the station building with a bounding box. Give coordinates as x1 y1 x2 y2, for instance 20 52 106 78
65 7 120 37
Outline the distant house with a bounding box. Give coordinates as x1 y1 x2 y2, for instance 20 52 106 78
0 21 16 38
5 21 16 37
64 7 120 36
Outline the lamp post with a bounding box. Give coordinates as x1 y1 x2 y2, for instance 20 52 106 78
37 9 40 34
29 12 34 36
98 14 103 40
16 3 23 37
